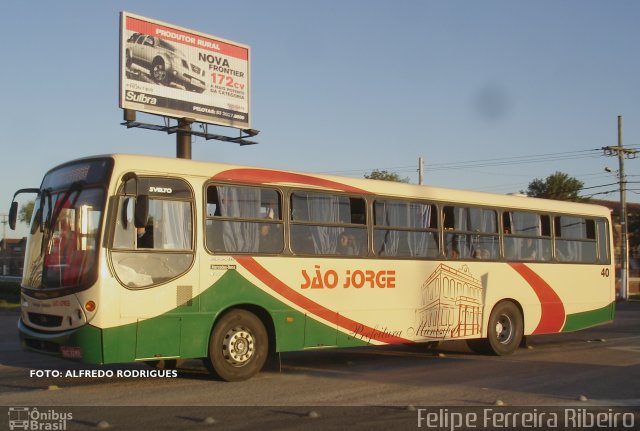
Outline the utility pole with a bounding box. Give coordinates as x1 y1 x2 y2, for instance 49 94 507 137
0 214 7 276
418 157 424 185
0 214 7 250
602 116 638 301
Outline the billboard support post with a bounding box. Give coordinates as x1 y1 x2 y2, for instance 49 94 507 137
123 109 136 122
177 118 193 159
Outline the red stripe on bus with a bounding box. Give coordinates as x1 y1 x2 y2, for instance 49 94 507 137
234 256 411 344
508 263 565 333
213 169 371 194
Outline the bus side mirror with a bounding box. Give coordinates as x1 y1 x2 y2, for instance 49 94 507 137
8 201 18 230
134 195 149 228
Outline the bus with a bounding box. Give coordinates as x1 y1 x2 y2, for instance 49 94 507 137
9 154 615 381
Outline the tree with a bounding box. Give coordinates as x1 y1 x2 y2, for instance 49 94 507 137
364 169 410 183
18 201 35 225
525 172 585 201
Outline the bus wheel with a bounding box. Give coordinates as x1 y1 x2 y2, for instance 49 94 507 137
467 301 523 356
487 301 523 355
206 309 268 382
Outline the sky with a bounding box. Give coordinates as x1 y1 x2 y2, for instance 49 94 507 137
1 0 639 239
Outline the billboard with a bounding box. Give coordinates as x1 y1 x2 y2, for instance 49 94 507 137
119 12 250 129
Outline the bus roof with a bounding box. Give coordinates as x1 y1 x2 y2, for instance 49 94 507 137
67 153 612 218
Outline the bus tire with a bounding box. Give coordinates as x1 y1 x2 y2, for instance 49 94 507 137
206 309 268 382
487 301 523 355
466 338 491 354
467 301 523 356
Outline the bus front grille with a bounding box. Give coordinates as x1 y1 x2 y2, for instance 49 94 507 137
27 313 63 328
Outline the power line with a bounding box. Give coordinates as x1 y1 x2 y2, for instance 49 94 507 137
425 149 601 171
579 182 621 191
317 147 639 203
320 148 603 176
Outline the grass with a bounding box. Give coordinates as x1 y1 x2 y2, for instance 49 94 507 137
0 299 20 309
0 281 20 308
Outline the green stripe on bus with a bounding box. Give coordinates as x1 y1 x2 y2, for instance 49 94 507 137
562 302 615 332
101 269 369 363
102 323 136 363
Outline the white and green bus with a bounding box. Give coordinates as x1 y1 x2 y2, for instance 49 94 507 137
10 154 615 381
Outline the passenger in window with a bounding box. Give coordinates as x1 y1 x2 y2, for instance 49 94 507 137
556 244 572 262
521 238 537 260
448 248 460 259
137 226 154 248
504 239 516 259
337 233 356 256
263 200 277 220
259 224 280 253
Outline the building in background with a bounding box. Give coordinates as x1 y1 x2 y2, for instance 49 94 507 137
0 237 27 276
591 200 640 297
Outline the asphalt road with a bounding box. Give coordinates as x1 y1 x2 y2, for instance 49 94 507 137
1 303 639 430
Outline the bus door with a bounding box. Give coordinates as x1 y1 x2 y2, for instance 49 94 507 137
110 176 197 360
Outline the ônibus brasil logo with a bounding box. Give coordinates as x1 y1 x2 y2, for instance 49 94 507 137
8 407 72 430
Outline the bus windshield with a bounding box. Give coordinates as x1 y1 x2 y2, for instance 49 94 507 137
22 159 113 291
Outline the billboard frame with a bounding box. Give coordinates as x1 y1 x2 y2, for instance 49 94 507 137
119 11 251 129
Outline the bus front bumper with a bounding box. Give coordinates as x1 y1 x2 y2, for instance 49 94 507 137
18 317 104 364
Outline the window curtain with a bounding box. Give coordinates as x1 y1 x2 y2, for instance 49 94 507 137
407 203 432 257
377 201 400 256
306 194 341 254
218 186 260 252
377 202 434 257
452 207 470 257
161 200 192 250
469 208 497 257
559 218 584 261
509 212 543 259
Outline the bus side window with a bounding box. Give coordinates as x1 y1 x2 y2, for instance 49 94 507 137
555 216 597 263
290 192 367 256
503 211 551 262
206 185 283 254
114 197 136 249
373 199 438 259
596 219 610 263
111 177 195 289
443 206 498 260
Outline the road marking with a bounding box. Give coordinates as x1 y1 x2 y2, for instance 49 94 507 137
607 346 640 353
583 399 640 406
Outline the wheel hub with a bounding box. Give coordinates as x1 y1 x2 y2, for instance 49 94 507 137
222 327 255 367
495 315 513 344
